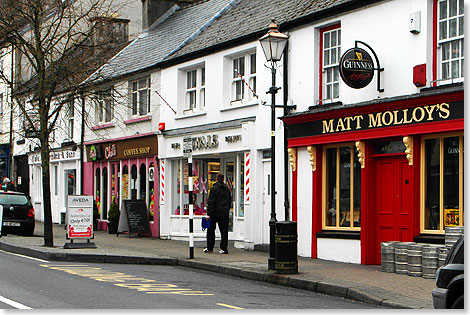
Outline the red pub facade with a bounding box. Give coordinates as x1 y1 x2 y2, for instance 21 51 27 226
282 85 463 264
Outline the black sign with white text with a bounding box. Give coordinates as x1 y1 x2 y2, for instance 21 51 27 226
340 47 375 89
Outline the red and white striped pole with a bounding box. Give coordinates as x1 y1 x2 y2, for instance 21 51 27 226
188 155 194 259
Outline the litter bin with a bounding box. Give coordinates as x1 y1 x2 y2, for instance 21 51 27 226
275 221 298 274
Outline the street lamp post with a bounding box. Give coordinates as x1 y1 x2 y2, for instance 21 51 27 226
259 19 288 271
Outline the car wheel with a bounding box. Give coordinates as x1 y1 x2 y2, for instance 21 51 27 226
451 295 464 309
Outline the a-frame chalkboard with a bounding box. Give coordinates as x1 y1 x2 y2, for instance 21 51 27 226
117 199 151 237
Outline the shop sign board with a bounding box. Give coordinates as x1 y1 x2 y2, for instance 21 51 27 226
287 100 463 139
86 135 158 161
66 195 93 239
339 47 374 89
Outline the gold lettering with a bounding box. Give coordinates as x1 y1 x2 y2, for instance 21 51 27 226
393 110 404 124
368 113 382 127
424 105 437 121
403 109 413 124
382 111 393 126
336 118 345 132
412 107 425 122
322 119 334 133
343 117 353 131
439 103 450 118
353 115 364 129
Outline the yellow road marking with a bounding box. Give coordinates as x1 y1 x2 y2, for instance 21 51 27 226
40 264 212 295
216 303 244 309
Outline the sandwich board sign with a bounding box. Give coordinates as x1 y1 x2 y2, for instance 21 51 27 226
64 195 96 249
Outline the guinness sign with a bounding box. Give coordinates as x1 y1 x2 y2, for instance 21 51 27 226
340 47 374 89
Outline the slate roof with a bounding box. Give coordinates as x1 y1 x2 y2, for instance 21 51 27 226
162 0 369 63
84 0 235 84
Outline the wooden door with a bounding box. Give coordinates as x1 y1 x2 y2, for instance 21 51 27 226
375 156 413 264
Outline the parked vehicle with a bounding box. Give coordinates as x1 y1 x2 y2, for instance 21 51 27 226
432 235 464 309
0 192 35 236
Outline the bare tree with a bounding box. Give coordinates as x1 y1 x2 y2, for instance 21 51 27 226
0 0 129 247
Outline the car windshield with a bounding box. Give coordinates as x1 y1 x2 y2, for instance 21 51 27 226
0 194 29 205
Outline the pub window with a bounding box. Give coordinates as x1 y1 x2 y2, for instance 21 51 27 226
422 134 463 233
436 0 464 84
323 144 361 230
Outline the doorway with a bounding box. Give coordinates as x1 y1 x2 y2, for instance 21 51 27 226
374 155 413 264
262 161 271 245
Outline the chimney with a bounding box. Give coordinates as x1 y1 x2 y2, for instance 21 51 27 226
141 0 201 30
90 16 130 57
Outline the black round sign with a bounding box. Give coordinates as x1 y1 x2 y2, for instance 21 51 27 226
339 47 374 89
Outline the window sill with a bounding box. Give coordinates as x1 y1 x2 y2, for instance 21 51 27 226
91 123 114 130
175 110 207 120
222 100 258 111
316 231 360 240
124 115 152 125
419 81 463 93
413 234 444 244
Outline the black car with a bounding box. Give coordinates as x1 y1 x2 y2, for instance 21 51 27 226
432 235 464 309
0 191 35 236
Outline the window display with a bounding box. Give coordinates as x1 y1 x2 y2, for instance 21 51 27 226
324 144 361 230
423 134 463 232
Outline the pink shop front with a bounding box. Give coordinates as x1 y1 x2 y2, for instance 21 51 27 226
83 134 159 236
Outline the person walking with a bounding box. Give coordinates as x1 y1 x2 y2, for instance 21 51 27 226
203 173 232 254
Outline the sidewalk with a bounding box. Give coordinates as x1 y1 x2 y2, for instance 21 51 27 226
0 222 435 309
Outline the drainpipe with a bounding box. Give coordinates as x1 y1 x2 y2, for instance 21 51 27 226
9 45 14 180
282 41 290 221
80 91 85 195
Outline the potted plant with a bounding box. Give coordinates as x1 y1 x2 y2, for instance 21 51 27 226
107 201 120 234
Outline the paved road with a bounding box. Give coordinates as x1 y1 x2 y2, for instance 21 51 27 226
0 249 386 309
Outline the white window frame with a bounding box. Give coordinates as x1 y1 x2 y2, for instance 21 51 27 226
95 89 113 124
130 77 151 117
184 66 205 112
321 26 341 103
230 52 256 104
437 0 464 84
66 98 74 140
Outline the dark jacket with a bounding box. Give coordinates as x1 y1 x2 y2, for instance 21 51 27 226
207 181 232 217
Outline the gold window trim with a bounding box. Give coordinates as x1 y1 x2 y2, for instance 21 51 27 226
420 132 464 235
322 143 361 231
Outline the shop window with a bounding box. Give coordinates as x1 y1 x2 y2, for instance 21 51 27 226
130 78 151 116
422 134 463 233
323 144 361 230
238 153 245 218
95 168 100 216
148 162 155 221
230 52 256 104
131 164 137 199
139 163 146 200
102 167 108 220
436 0 464 84
122 165 129 200
320 24 341 104
172 159 219 216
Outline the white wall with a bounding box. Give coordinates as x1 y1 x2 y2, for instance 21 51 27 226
289 0 431 113
317 238 361 264
296 148 312 257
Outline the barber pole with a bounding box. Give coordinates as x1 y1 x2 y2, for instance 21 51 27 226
188 155 194 259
